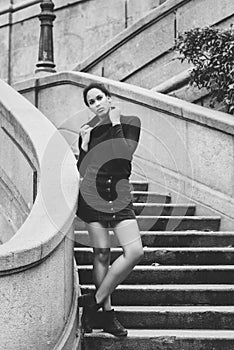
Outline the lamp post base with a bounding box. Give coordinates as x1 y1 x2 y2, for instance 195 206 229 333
35 62 56 76
35 0 56 74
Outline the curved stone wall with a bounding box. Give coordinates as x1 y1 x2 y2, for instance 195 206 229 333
0 79 80 350
14 71 234 231
0 93 37 241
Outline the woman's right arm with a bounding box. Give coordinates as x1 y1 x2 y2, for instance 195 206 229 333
77 136 86 177
76 124 92 177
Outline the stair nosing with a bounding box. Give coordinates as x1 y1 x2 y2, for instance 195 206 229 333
75 247 234 252
85 328 234 339
131 191 169 194
75 230 234 234
136 215 221 219
77 265 234 270
133 203 196 207
113 305 234 312
81 284 234 290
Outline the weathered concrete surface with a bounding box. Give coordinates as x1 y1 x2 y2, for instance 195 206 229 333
77 246 234 266
0 210 15 243
85 305 234 330
75 230 234 248
176 0 234 33
132 203 196 216
82 284 234 306
0 167 28 236
85 11 175 82
75 215 220 231
74 0 234 91
0 124 35 211
78 265 234 285
0 237 69 350
11 17 39 82
0 26 9 82
0 0 161 84
127 0 161 26
83 329 234 350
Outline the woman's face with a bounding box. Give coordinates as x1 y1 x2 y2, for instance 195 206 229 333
86 88 111 118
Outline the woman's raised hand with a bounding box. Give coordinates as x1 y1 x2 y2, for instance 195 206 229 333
80 124 93 151
109 106 121 126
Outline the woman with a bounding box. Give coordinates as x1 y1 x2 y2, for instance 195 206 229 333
77 82 144 337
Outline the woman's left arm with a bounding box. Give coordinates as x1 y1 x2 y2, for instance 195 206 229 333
110 107 141 159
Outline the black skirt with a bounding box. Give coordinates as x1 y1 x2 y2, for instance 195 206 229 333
76 175 136 226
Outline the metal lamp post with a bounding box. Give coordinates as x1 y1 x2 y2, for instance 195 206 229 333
35 0 56 74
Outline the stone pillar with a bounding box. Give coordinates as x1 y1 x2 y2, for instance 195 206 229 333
35 0 56 74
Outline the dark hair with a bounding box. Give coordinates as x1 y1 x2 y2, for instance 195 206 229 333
83 82 111 106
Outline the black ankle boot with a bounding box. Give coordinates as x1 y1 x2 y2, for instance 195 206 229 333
102 309 128 337
78 293 102 333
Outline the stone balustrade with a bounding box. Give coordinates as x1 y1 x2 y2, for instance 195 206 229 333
0 78 80 350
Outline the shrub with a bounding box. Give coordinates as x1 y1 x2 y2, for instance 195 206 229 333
174 26 234 114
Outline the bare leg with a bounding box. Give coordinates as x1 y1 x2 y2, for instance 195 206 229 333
86 222 112 310
95 219 143 305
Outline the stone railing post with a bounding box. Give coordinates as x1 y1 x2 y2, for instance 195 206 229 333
35 0 56 74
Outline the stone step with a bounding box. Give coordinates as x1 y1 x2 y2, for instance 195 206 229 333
74 230 234 247
81 284 234 306
133 203 196 216
141 247 234 265
136 216 221 231
130 181 149 192
82 329 234 350
91 305 234 330
77 265 234 284
131 191 171 203
75 247 234 265
138 231 234 247
74 216 220 231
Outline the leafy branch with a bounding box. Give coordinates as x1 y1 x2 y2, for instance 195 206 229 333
174 26 234 114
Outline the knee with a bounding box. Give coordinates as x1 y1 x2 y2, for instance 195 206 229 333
126 245 144 264
93 248 110 264
134 246 144 263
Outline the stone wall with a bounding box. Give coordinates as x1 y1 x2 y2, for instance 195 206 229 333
0 0 164 84
75 0 234 90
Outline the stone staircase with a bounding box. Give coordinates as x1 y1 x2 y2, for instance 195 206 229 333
74 181 234 350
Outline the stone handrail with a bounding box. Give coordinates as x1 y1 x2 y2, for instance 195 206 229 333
153 68 228 113
0 78 80 349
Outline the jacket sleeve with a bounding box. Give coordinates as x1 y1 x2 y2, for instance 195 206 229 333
110 116 141 160
76 135 88 177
